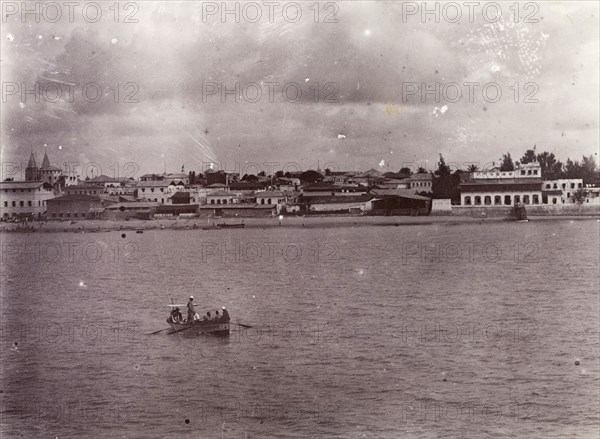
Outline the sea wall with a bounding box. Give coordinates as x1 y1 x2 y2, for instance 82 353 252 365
451 204 600 217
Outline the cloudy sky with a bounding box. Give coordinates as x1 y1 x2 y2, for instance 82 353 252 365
1 1 598 177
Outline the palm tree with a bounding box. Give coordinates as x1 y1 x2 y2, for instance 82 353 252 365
468 164 479 172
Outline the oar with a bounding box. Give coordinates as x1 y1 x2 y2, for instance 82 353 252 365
150 327 169 335
235 322 253 328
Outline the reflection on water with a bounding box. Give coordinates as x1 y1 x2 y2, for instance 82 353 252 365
1 220 599 438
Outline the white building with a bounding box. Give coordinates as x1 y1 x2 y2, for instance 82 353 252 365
542 179 584 204
460 163 543 206
0 181 55 219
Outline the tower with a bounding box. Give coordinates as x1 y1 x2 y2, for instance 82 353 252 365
39 149 62 186
25 149 40 181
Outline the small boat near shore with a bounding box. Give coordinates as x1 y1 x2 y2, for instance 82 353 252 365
217 222 245 229
509 205 529 222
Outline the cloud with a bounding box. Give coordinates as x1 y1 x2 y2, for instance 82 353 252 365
1 1 598 173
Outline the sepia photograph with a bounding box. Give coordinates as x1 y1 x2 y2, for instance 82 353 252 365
1 1 599 438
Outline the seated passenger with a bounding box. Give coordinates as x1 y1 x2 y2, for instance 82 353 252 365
215 310 221 322
203 311 212 321
221 307 230 323
172 307 182 323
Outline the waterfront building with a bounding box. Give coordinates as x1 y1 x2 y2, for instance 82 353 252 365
459 163 543 206
46 194 114 219
542 179 584 204
0 181 55 219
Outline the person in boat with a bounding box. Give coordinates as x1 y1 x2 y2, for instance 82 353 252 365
187 296 195 323
221 306 230 323
172 307 182 323
215 310 220 322
204 311 212 321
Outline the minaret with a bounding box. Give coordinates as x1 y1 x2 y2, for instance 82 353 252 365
25 149 39 181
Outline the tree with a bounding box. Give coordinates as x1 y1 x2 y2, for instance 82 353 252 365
572 188 586 204
241 174 259 182
467 164 479 172
325 168 331 176
399 167 412 177
417 166 427 174
257 171 266 177
536 151 563 180
432 155 460 201
580 154 598 184
300 170 324 183
434 154 450 177
520 148 537 164
500 153 515 171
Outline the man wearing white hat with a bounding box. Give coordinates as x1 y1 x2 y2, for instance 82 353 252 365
187 296 195 323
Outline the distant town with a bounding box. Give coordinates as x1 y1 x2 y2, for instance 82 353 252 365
1 148 599 223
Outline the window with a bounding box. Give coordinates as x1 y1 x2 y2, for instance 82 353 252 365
533 195 539 204
59 213 63 217
521 170 526 175
504 195 511 205
464 196 472 205
514 195 521 204
494 195 502 205
567 192 570 199
545 184 551 189
210 199 215 204
28 201 32 207
552 198 557 204
553 183 557 189
523 195 530 204
52 213 56 218
474 196 481 205
533 170 538 175
484 196 492 205
578 183 582 188
19 201 24 207
74 213 78 218
3 201 6 207
527 170 532 175
570 183 575 189
66 213 70 217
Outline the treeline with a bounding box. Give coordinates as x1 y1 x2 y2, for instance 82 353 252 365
497 147 597 182
424 149 598 202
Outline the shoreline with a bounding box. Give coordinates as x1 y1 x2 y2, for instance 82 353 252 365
2 214 599 233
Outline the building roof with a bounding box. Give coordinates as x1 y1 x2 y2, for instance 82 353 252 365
406 173 433 182
47 194 103 202
461 178 542 186
199 204 274 209
255 190 286 198
300 195 374 204
105 201 160 209
374 193 431 201
88 174 123 183
302 183 341 191
205 183 227 188
0 181 51 189
207 190 234 196
136 181 172 188
371 188 423 197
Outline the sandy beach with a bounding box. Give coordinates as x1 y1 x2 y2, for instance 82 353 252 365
2 213 598 233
